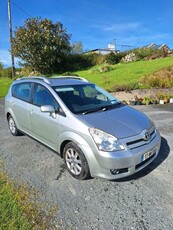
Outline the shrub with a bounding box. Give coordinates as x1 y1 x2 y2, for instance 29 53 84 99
61 72 79 76
140 66 173 88
105 52 126 64
1 68 12 78
132 48 156 59
110 83 135 92
89 53 106 65
99 65 113 73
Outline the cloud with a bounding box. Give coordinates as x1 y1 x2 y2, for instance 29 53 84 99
0 50 11 67
0 49 19 67
103 22 141 32
92 22 141 33
121 33 173 46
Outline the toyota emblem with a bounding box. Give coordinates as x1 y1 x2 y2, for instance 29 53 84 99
144 132 150 141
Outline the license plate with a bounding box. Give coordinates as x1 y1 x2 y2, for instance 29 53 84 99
142 148 156 162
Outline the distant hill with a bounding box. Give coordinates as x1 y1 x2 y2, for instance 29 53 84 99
74 56 173 91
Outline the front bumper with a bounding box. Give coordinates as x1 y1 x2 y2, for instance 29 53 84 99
84 130 161 180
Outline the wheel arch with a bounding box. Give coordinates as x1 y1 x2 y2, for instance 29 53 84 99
58 131 98 177
6 112 11 120
60 140 71 158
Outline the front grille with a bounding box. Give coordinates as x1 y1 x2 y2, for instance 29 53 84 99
126 129 156 150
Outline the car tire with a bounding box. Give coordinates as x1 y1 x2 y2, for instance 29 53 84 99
63 142 91 180
8 115 21 136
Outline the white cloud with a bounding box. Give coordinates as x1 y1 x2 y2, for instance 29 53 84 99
92 22 141 33
0 49 19 67
0 50 11 67
103 22 141 32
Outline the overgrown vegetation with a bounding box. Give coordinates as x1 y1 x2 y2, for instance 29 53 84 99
140 66 173 88
132 47 158 59
0 77 12 98
74 56 173 91
1 56 173 97
0 161 57 229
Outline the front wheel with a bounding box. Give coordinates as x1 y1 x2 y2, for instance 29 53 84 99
8 115 21 136
63 142 90 180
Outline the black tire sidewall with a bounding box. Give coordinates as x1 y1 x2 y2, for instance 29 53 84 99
8 115 19 136
63 142 90 180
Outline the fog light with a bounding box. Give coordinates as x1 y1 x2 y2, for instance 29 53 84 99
110 169 119 175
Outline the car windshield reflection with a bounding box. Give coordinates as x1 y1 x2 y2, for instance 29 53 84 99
53 84 121 114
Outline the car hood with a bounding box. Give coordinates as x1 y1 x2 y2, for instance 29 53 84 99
78 105 153 139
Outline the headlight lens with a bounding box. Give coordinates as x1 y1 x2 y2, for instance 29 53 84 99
89 128 125 152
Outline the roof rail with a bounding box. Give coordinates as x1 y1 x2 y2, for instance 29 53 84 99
16 76 51 84
51 76 89 82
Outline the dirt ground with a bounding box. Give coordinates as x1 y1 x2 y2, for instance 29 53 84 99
112 88 173 103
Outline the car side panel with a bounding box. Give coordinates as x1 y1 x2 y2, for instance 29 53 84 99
9 97 31 132
29 104 60 150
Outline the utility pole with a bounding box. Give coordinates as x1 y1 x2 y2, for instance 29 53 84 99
7 0 15 79
113 38 116 51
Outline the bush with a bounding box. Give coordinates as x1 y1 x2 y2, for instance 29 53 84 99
88 53 105 65
132 48 156 59
110 83 135 92
99 65 113 73
105 52 126 64
64 54 93 71
61 72 79 76
1 68 12 78
140 66 173 88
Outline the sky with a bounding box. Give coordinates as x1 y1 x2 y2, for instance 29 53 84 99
0 0 173 67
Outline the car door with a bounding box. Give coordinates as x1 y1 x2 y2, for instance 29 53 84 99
29 83 61 150
11 82 32 132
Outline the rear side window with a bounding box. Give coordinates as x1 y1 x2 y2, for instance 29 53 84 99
12 83 32 102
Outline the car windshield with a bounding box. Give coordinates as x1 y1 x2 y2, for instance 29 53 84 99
53 84 121 114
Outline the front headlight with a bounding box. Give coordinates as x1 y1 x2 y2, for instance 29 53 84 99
89 128 125 152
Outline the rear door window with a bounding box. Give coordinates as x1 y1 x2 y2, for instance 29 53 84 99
12 83 32 102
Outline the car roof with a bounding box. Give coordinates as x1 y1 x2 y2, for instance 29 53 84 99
14 76 91 87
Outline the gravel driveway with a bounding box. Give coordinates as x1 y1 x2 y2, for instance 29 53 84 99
0 98 173 230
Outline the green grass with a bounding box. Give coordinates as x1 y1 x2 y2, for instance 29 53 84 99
0 169 31 229
0 56 173 98
74 56 173 90
0 78 13 98
0 161 57 229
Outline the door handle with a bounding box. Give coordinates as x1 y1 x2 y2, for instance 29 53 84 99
30 109 34 115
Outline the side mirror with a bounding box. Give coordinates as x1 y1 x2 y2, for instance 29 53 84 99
40 105 55 113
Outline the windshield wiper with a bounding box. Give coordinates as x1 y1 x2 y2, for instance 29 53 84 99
81 107 104 115
80 102 122 115
101 102 122 111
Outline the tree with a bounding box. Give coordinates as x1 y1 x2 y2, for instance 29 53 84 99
71 41 83 54
12 17 71 74
0 62 3 71
0 62 3 77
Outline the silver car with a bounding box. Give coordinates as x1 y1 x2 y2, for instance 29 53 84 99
5 76 161 180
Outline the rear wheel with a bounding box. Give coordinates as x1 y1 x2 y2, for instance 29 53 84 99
8 115 21 136
63 142 90 180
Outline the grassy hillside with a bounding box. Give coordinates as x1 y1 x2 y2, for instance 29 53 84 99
74 56 173 91
0 78 12 98
0 56 173 98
